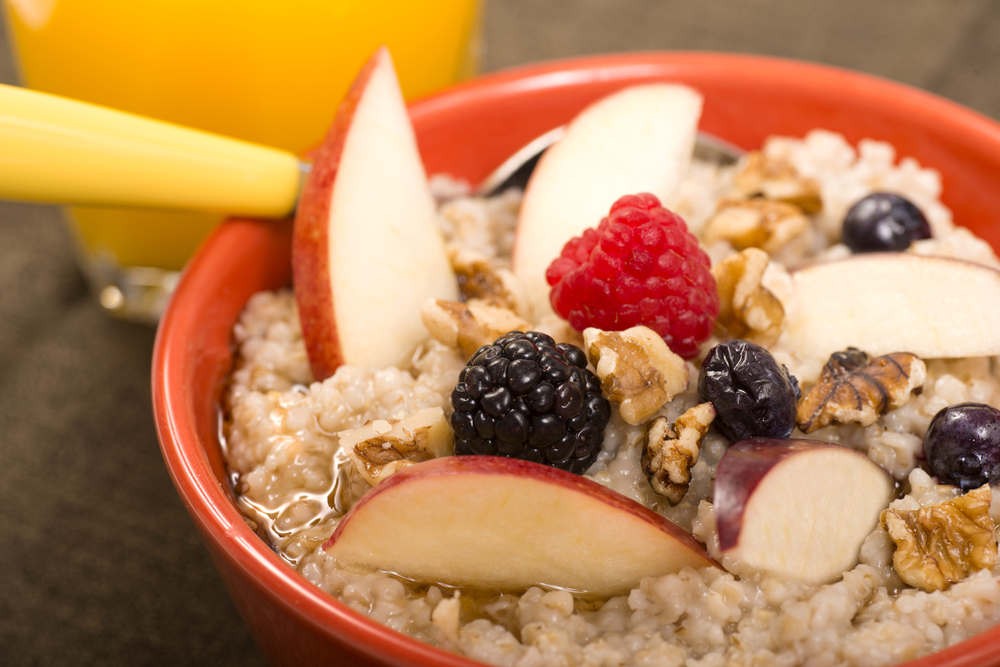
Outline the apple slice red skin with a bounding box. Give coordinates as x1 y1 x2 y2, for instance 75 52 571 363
323 455 720 594
325 455 712 550
292 50 385 379
714 437 886 552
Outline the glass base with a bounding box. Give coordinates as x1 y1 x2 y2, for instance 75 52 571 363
85 249 180 325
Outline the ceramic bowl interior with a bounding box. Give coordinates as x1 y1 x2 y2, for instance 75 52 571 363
153 52 1000 667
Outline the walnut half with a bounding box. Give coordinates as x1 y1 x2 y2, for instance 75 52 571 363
881 485 998 592
711 247 785 346
421 298 530 359
641 402 716 505
583 326 688 425
449 246 531 320
703 198 810 255
796 348 926 433
733 151 822 213
341 407 454 486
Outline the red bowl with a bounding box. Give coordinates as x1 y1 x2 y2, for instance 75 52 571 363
153 52 1000 667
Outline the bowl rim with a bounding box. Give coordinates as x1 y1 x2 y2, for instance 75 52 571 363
153 50 1000 667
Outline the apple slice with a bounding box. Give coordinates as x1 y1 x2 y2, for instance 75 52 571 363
293 47 457 380
714 438 896 584
324 455 718 597
784 253 1000 382
511 84 703 320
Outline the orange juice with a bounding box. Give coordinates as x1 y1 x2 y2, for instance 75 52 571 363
2 0 482 316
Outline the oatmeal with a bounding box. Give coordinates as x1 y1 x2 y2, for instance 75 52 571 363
223 130 1000 666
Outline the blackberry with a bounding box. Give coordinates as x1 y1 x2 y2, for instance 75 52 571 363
450 331 611 474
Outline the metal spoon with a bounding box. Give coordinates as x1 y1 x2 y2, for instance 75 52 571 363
477 127 744 197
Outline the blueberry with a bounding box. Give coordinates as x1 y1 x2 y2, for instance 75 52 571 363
924 402 1000 490
698 339 799 442
842 192 931 253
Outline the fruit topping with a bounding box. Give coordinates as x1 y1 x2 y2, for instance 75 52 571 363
642 402 716 504
450 331 611 474
697 339 800 442
783 254 1000 384
702 198 810 255
924 402 1000 490
546 193 719 359
323 456 719 597
582 325 688 425
732 151 822 213
421 299 530 359
881 485 997 592
796 348 926 433
341 407 455 486
841 192 932 253
714 438 896 583
711 247 785 347
512 84 703 320
292 47 457 379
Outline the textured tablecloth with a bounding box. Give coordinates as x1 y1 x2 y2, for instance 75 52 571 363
3 1 1000 665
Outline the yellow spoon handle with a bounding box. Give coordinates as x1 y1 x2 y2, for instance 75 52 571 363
0 83 302 218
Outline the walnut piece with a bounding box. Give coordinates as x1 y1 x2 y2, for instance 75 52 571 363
711 247 785 346
449 246 531 320
796 348 926 433
703 198 810 255
582 326 688 425
881 485 997 592
341 407 454 486
733 151 822 213
421 298 530 359
641 402 716 504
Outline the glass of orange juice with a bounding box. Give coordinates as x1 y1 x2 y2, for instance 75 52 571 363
2 0 483 322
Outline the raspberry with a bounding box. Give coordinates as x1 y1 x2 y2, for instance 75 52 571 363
546 193 719 359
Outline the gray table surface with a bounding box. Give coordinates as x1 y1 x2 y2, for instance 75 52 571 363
3 1 1000 665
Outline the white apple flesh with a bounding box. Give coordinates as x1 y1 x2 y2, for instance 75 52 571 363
324 456 719 597
293 47 457 381
714 438 896 584
511 84 703 320
784 253 1000 382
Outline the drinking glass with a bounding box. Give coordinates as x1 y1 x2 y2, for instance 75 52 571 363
2 0 483 322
